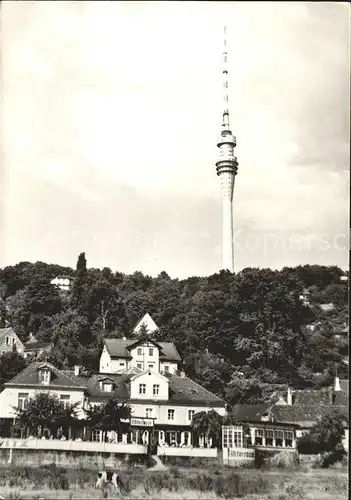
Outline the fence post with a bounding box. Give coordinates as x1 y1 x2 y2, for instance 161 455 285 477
8 447 13 464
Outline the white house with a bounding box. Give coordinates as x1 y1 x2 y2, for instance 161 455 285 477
0 314 227 451
99 314 182 375
0 327 25 356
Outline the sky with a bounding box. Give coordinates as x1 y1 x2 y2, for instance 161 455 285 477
0 1 349 278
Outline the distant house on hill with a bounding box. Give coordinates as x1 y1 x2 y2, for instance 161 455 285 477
0 327 24 356
23 334 53 359
100 313 181 375
50 275 73 292
132 312 159 336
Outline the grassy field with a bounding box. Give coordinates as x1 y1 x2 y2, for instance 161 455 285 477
0 465 348 499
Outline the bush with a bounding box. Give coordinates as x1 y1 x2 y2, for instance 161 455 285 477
271 450 299 468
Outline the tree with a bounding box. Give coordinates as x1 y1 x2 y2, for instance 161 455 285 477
14 392 81 438
85 398 131 441
191 410 223 448
5 279 62 340
225 371 265 405
0 351 28 390
71 252 88 309
297 409 347 467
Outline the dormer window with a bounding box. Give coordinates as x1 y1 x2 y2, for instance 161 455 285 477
39 368 51 385
99 378 114 392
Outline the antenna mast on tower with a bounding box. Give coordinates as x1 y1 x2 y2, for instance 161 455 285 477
215 25 239 273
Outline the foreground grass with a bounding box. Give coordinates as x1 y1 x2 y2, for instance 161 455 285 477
0 465 348 499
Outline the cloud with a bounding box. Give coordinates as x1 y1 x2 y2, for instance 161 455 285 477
1 1 349 277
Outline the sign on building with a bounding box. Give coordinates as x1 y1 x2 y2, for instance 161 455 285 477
130 417 154 427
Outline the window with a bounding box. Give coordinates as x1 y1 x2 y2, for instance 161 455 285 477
148 364 154 370
164 365 169 374
60 395 71 409
233 429 243 448
39 369 50 384
18 392 29 410
275 430 284 447
222 426 243 448
137 363 142 369
139 384 146 395
285 431 293 448
145 408 153 418
188 410 195 422
12 338 15 345
103 382 113 392
167 409 175 420
255 428 264 446
137 348 142 356
265 429 274 446
153 384 160 396
119 363 125 367
149 348 154 356
5 336 10 345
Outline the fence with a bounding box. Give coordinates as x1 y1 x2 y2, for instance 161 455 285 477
0 438 147 455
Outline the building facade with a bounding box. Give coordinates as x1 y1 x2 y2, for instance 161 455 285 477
0 315 226 450
0 327 25 356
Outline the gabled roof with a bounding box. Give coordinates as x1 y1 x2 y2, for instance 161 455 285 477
231 404 273 423
168 376 224 405
130 369 169 383
0 327 19 342
132 313 159 334
271 404 348 427
80 373 130 401
4 362 86 390
126 337 163 351
24 341 53 351
104 338 181 362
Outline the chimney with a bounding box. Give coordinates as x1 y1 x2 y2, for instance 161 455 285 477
287 387 293 405
74 365 80 376
334 376 341 392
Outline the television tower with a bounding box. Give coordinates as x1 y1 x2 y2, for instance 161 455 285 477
215 26 238 273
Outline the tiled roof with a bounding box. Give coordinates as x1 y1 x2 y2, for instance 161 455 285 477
168 376 225 405
231 404 272 423
104 338 182 362
24 341 53 351
5 362 86 389
74 373 130 401
293 388 331 406
67 371 224 405
272 404 348 427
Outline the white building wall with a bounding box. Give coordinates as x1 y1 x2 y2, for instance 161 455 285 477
130 371 169 400
0 387 85 419
99 346 111 373
160 361 178 374
130 403 226 425
130 343 160 372
99 347 129 373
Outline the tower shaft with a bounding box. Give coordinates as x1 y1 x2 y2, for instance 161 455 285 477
215 26 238 273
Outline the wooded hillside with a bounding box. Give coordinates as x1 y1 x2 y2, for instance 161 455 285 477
0 256 348 405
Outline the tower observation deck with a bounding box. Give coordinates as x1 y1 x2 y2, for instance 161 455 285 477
215 26 238 273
